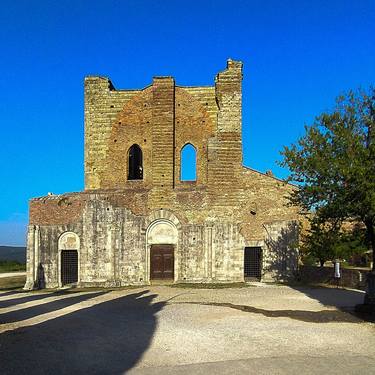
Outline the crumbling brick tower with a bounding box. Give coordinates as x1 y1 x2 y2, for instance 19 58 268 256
25 59 299 289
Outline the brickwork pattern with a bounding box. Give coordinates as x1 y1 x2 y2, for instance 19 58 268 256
26 59 300 289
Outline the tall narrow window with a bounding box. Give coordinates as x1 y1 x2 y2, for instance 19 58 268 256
180 143 196 181
128 144 143 180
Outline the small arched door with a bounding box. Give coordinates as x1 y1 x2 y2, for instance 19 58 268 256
59 232 79 286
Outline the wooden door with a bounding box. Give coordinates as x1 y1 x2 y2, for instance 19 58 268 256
150 245 174 280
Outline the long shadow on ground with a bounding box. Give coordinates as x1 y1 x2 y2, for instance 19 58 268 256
291 286 374 323
0 291 58 309
171 286 373 324
0 291 106 324
0 290 164 375
173 301 363 323
292 286 365 309
0 290 23 298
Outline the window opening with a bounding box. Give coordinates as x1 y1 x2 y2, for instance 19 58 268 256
128 144 143 180
180 143 196 181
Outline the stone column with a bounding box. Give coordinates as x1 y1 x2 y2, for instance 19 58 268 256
34 225 40 286
206 225 213 280
24 225 35 290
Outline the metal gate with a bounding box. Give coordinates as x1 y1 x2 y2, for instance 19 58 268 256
61 250 78 285
244 247 262 280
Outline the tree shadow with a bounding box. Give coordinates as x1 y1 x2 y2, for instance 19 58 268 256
0 290 165 374
263 222 374 322
176 301 363 323
292 286 365 309
290 286 374 323
264 221 299 282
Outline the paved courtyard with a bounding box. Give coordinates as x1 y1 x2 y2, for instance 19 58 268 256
0 284 374 374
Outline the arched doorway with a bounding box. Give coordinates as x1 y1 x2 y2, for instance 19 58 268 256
146 219 178 282
58 232 80 286
150 245 174 280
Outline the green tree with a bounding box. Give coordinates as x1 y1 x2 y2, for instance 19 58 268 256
301 219 369 267
280 88 375 271
334 224 369 264
301 218 342 267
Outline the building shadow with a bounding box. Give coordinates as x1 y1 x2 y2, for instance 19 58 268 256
0 291 58 309
0 284 25 292
0 291 106 324
0 290 165 374
0 290 23 298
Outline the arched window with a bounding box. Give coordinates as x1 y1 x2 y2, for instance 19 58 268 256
180 143 196 181
128 144 143 180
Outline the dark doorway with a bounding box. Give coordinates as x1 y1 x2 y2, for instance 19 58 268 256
150 245 174 280
128 144 143 180
61 250 78 285
244 247 262 280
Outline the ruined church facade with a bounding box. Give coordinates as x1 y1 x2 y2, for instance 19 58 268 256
25 60 299 289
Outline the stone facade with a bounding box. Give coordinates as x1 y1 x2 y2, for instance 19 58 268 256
25 59 299 289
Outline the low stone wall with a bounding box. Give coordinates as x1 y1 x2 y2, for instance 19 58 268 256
299 265 369 290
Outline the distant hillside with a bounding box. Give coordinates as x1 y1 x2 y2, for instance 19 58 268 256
0 246 26 263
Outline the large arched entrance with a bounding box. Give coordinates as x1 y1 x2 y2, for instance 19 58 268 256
146 219 178 282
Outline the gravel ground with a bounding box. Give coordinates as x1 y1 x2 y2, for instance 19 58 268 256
0 284 374 374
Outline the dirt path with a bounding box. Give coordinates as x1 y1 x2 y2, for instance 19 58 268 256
0 285 374 374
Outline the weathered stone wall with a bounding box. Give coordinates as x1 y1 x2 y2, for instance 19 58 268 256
26 194 252 288
26 59 300 289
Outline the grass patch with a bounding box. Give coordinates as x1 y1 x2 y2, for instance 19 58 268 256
0 260 26 273
171 282 249 289
0 276 26 290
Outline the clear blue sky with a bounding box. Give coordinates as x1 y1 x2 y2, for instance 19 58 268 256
0 0 374 246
